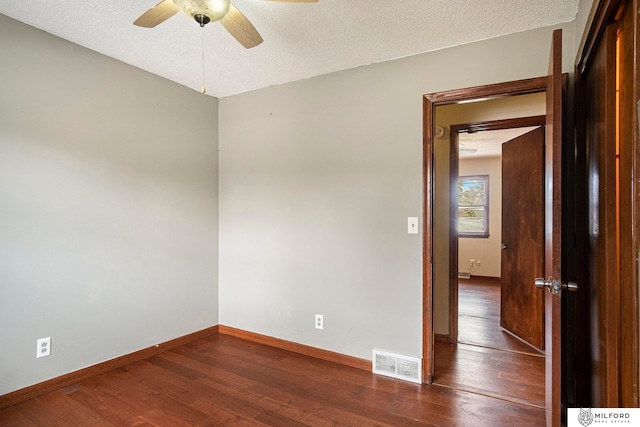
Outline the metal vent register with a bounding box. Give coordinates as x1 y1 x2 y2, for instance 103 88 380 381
372 350 421 384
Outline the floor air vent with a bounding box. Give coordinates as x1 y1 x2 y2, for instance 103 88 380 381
458 272 471 279
372 350 421 384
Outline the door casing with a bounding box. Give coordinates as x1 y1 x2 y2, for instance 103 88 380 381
422 77 548 383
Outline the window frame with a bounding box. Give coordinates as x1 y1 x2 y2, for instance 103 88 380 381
457 174 490 238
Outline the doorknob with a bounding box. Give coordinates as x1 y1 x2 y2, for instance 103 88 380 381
501 244 507 250
534 277 578 295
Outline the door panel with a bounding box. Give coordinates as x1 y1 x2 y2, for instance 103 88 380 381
544 28 563 427
500 127 545 350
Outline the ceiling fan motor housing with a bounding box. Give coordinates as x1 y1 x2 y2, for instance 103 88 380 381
173 0 230 23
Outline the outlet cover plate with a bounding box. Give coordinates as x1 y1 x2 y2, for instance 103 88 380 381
37 337 51 358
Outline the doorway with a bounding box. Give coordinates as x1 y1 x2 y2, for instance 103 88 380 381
422 78 550 386
433 115 547 407
449 117 546 352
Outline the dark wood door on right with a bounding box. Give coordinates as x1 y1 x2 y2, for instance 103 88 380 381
585 22 619 408
500 126 545 351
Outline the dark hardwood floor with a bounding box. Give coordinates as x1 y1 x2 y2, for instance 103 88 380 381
0 333 545 426
457 279 543 355
433 278 545 409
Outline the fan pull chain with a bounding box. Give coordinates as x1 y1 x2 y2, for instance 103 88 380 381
201 26 206 94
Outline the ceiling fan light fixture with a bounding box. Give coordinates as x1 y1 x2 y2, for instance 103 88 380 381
173 0 231 24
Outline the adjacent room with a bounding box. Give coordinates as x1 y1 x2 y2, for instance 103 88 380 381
432 94 547 407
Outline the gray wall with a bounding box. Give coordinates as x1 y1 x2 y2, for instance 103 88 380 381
219 23 577 361
0 14 219 395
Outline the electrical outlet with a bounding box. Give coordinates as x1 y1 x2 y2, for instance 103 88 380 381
315 314 323 330
37 337 51 358
476 260 482 267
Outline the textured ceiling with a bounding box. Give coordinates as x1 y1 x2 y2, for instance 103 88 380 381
0 1 580 98
458 127 539 159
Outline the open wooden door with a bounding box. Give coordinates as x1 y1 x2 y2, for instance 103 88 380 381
501 127 545 350
539 28 565 427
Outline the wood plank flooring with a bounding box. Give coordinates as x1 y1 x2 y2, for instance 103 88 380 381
458 279 543 355
434 278 545 409
434 342 545 408
0 334 545 426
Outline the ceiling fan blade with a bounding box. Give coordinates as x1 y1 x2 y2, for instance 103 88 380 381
133 0 180 28
221 4 263 49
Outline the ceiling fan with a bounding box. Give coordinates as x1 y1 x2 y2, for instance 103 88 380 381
134 0 318 49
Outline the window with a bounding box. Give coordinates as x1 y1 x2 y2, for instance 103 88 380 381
458 175 489 238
